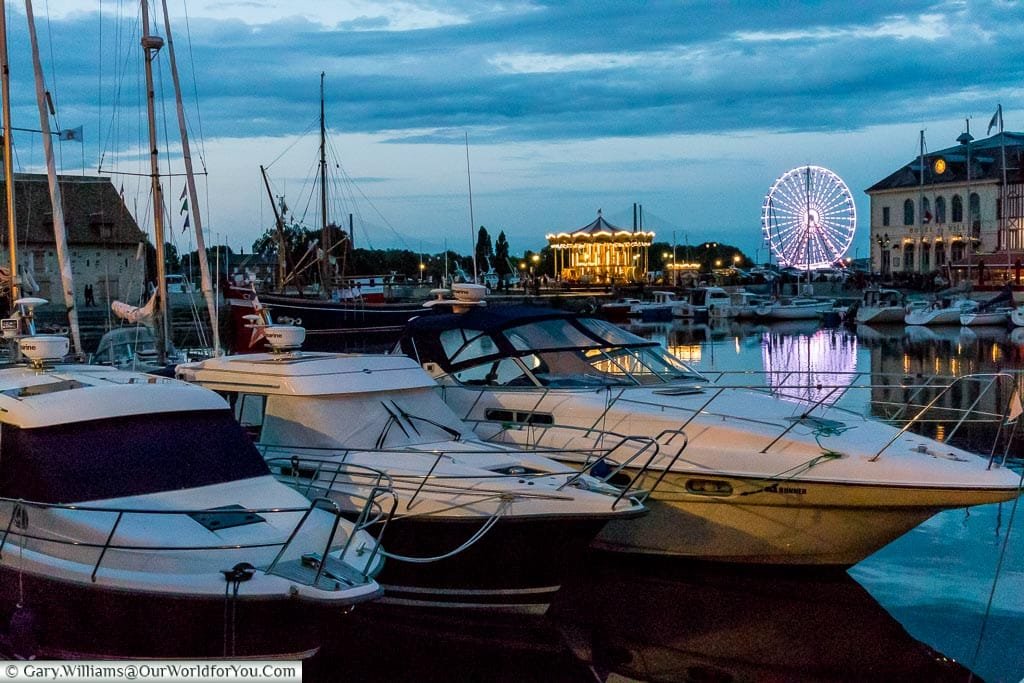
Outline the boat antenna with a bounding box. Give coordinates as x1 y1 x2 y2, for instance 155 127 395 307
465 131 478 283
159 0 219 355
25 0 82 354
0 1 18 306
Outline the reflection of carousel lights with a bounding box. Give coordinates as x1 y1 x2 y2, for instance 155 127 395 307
934 423 946 443
761 329 858 405
668 344 702 362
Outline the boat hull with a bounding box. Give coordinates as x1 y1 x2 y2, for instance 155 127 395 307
0 567 360 660
228 288 424 352
855 306 906 324
590 471 1016 566
368 514 624 614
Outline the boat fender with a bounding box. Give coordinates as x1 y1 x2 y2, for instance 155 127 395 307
8 605 40 660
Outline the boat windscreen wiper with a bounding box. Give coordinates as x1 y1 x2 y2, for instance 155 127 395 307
376 401 411 448
389 400 464 442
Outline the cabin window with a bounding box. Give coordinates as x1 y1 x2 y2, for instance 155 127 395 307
505 319 596 352
578 318 649 346
237 394 266 441
440 328 495 364
484 408 554 425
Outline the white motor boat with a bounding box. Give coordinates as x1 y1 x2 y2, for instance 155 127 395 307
1011 306 1024 327
854 288 906 324
671 286 736 319
755 297 834 320
629 291 679 320
0 333 383 660
904 297 977 325
398 306 1022 566
179 325 644 615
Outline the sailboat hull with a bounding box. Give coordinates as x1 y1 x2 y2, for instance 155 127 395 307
228 287 424 352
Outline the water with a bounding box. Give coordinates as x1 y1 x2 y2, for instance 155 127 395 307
311 318 1024 682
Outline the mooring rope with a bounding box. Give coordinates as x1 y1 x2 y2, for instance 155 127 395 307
377 499 512 564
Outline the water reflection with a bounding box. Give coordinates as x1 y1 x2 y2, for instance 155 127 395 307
311 556 977 683
623 317 1024 682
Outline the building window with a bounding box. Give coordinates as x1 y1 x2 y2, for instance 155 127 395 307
903 199 915 226
882 207 890 226
903 244 915 271
922 197 931 223
921 243 930 271
952 194 963 222
969 193 980 234
951 241 965 262
935 242 946 266
935 196 946 224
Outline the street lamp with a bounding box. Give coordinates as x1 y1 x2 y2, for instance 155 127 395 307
418 262 426 283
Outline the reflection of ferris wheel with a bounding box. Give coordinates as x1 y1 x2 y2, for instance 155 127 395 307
762 165 856 270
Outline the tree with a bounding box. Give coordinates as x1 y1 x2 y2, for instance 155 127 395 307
475 225 493 279
494 231 511 291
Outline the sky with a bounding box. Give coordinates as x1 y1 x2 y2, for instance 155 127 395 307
3 0 1024 264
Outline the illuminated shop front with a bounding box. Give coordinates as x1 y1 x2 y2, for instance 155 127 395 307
546 210 655 284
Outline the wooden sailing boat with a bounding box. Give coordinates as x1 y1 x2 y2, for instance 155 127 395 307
227 74 425 353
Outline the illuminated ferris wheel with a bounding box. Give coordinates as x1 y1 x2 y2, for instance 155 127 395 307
761 165 856 270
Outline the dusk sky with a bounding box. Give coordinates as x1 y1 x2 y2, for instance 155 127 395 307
4 1 1022 264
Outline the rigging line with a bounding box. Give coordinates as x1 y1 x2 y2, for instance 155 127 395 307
264 117 318 169
180 0 207 172
968 466 1023 678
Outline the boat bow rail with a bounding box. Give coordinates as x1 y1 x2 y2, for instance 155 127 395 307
468 419 690 506
0 493 386 589
259 444 630 512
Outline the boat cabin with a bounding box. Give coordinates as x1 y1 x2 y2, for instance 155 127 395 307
399 306 704 388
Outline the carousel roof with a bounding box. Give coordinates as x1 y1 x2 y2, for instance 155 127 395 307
546 210 655 242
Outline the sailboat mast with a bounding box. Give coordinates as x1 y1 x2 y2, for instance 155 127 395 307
260 165 288 288
465 132 478 283
159 0 219 355
25 0 81 353
805 165 811 289
140 0 169 363
0 1 17 304
319 72 331 293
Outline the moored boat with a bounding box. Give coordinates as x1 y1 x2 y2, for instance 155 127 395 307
398 305 1022 566
854 287 906 324
179 325 644 614
0 328 383 659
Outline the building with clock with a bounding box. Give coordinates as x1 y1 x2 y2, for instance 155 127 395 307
866 129 1024 285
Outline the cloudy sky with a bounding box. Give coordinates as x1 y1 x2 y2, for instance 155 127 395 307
4 0 1023 263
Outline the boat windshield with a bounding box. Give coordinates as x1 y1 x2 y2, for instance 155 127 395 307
451 342 704 388
0 409 269 503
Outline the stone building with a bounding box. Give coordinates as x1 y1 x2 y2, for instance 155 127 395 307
866 130 1024 284
546 210 655 283
0 173 147 305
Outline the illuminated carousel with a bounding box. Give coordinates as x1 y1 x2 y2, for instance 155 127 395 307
547 210 655 283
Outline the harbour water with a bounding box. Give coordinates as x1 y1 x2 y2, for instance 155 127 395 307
310 318 1023 682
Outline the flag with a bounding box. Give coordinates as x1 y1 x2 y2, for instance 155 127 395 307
180 197 188 215
58 126 83 142
987 104 1003 136
179 185 187 201
181 214 190 233
923 209 932 224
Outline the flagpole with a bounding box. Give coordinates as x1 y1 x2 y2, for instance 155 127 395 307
918 129 924 275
